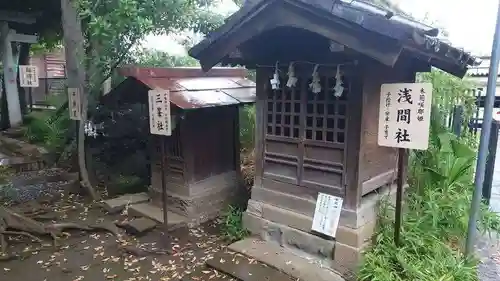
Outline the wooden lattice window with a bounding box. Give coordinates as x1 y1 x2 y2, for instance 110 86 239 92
266 75 348 144
304 77 347 144
266 79 301 139
154 125 183 158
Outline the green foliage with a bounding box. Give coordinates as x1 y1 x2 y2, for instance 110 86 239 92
76 0 225 94
108 174 145 195
130 48 199 67
221 205 250 242
358 71 499 280
358 112 499 281
23 109 70 153
417 70 478 144
239 105 256 150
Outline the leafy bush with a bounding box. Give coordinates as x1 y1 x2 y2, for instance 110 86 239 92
107 174 145 196
220 205 250 242
23 111 70 153
358 111 500 281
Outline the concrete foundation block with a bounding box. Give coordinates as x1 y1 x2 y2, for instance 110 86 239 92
257 201 376 248
246 199 263 217
331 242 368 278
243 212 335 259
228 238 345 281
252 184 397 229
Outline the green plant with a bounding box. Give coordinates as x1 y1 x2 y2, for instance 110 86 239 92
221 205 250 242
239 105 256 150
23 110 70 153
107 174 145 195
358 111 500 281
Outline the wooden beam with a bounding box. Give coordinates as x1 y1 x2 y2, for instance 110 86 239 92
9 30 38 44
0 11 38 25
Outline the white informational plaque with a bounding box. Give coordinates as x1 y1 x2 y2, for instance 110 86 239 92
377 83 433 150
19 65 39 87
148 89 172 136
311 193 343 238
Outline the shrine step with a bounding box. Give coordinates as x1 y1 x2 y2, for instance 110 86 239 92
206 250 297 281
228 238 345 281
102 192 149 213
128 202 188 230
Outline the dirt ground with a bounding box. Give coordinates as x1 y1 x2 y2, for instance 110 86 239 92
0 193 236 281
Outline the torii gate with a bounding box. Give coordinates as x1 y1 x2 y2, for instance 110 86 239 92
0 11 38 127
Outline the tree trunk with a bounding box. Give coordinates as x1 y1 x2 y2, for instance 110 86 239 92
17 43 30 117
60 0 100 201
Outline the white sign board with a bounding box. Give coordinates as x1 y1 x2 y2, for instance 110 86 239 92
311 193 343 238
68 88 82 120
148 89 172 136
377 83 433 150
19 65 39 87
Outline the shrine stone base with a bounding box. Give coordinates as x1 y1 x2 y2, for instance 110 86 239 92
243 183 399 277
149 171 239 226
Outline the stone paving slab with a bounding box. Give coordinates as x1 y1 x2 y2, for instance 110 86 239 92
128 202 188 228
103 192 149 213
228 238 344 281
121 217 158 235
207 251 296 281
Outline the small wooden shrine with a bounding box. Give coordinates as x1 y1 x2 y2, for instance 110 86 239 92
189 0 479 274
102 67 256 225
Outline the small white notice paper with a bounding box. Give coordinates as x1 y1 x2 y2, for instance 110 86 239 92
377 83 433 150
19 65 39 87
148 89 172 136
311 193 343 238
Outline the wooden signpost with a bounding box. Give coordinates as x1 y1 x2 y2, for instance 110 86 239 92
147 88 172 245
377 82 433 246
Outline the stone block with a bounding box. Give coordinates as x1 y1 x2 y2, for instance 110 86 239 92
331 242 368 277
243 212 335 259
258 201 376 248
246 199 263 217
149 172 238 226
121 217 157 235
103 192 149 213
228 238 344 281
252 183 399 229
128 202 187 229
251 186 316 217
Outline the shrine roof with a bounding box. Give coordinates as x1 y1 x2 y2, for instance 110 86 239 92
189 0 480 78
101 66 256 109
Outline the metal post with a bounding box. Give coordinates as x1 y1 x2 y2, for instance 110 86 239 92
465 0 500 257
394 148 405 247
483 120 500 205
451 105 464 137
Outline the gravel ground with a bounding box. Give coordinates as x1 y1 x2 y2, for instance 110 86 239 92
476 232 500 281
0 169 70 204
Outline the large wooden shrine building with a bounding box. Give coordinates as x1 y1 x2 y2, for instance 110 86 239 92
189 0 478 275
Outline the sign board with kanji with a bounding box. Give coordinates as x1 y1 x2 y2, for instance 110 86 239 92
148 89 172 136
19 65 39 87
68 88 82 120
377 83 433 150
311 193 343 238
